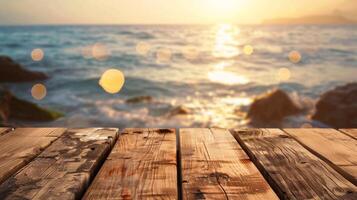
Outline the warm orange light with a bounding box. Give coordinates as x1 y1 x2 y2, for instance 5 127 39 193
243 45 254 55
301 123 313 128
31 83 47 100
221 96 253 106
31 49 44 61
99 69 125 94
182 47 199 60
136 42 151 56
288 51 302 63
92 43 110 61
208 71 249 85
213 24 240 58
156 48 172 63
277 68 291 81
205 0 245 20
82 46 93 59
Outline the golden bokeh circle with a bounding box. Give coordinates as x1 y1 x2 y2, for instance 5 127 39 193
99 69 125 94
136 42 151 56
92 43 110 61
288 51 302 63
156 48 172 64
182 47 199 60
31 83 47 100
243 45 254 55
31 49 44 61
277 68 291 81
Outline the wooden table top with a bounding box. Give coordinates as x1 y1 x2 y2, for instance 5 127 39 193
0 128 356 199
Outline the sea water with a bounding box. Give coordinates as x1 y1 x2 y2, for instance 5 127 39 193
0 24 356 127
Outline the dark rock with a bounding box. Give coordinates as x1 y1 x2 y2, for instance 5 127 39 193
0 56 48 83
125 96 153 104
312 83 357 128
0 88 62 122
247 89 301 122
168 105 191 116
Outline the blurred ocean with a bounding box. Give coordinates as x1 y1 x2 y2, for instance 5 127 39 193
0 24 356 127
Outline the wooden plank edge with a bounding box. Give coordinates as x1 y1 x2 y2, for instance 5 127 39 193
84 128 177 199
283 128 357 186
229 129 287 199
0 128 120 199
0 127 14 137
0 128 67 185
78 128 120 199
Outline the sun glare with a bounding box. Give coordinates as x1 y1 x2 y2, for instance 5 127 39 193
206 0 242 19
208 71 249 85
213 24 240 58
207 0 236 10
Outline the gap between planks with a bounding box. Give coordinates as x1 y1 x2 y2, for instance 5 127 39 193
284 128 357 186
180 128 278 200
176 128 183 200
83 128 178 200
231 128 357 200
0 128 356 200
339 129 357 140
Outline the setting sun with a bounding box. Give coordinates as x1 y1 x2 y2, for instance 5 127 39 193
204 0 245 21
206 0 241 13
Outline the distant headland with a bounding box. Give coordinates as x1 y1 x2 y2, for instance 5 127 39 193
263 15 357 25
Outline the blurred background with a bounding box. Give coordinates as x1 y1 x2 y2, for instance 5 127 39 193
0 0 356 128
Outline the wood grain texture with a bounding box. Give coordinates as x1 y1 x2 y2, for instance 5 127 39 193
285 128 357 185
0 128 118 200
232 128 357 200
181 128 278 200
340 129 357 140
0 127 11 136
83 128 178 200
0 128 66 184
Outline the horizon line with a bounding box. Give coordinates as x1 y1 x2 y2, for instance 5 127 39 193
1 23 356 27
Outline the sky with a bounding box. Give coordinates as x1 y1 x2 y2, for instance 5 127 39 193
0 0 356 25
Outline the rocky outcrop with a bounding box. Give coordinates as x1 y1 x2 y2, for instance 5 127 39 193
168 105 191 117
247 89 302 123
0 88 62 123
126 96 153 104
312 83 357 128
0 56 48 83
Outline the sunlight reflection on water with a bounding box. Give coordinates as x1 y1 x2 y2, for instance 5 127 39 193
3 24 356 128
212 24 241 58
208 70 249 85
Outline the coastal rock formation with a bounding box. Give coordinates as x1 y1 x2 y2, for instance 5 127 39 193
126 96 153 104
247 89 301 123
0 88 62 123
312 83 357 128
168 105 191 116
0 56 48 83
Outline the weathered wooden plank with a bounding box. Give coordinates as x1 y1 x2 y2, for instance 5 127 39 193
0 127 12 136
340 129 357 140
0 128 118 200
83 128 177 200
232 129 357 200
285 128 357 185
0 128 66 184
181 128 278 200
